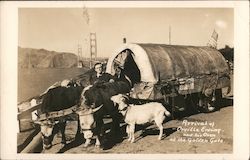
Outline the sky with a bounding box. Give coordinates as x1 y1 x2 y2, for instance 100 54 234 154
19 8 233 58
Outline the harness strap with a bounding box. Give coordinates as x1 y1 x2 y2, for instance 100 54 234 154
118 104 130 119
81 128 93 131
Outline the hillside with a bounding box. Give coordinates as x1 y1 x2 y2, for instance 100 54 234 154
18 47 78 68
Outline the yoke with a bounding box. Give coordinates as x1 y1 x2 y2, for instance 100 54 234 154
37 105 79 121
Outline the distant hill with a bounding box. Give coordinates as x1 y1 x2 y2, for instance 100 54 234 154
18 47 78 68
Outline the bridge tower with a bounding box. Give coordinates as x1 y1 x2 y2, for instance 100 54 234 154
89 32 97 68
77 44 83 68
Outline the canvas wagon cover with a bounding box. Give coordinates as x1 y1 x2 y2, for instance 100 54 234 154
106 43 230 99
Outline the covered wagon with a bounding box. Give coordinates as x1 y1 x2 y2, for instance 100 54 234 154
106 43 231 112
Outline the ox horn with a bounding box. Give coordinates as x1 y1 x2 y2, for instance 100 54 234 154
35 112 40 118
33 120 42 125
91 104 104 113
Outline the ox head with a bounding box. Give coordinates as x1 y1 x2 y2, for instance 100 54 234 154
78 85 101 141
34 119 59 149
77 104 103 143
110 94 129 113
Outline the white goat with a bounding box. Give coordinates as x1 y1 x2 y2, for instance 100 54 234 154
111 94 171 143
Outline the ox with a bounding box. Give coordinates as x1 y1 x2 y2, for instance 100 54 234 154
77 81 131 148
35 80 83 149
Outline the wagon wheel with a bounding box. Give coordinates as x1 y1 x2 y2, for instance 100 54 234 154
214 89 223 107
200 89 222 113
202 98 216 113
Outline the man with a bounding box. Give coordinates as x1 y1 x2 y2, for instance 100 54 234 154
89 62 115 85
114 65 132 86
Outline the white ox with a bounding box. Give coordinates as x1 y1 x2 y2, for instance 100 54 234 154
111 94 171 143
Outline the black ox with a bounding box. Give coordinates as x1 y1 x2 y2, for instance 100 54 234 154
35 82 83 150
77 80 131 148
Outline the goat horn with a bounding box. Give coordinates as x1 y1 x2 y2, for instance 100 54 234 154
91 104 103 113
123 95 129 100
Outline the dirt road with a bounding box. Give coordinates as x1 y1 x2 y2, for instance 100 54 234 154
43 98 233 154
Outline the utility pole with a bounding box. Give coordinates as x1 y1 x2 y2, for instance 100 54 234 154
90 32 97 68
123 37 127 44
